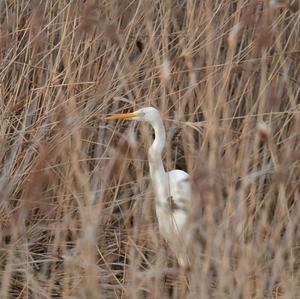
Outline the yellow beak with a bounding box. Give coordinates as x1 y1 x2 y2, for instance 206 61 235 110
105 112 140 120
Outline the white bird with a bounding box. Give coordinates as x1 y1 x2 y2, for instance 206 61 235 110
106 107 191 266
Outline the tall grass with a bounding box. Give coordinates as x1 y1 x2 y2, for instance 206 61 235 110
0 0 299 298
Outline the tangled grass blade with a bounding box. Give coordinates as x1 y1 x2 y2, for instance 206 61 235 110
0 0 299 298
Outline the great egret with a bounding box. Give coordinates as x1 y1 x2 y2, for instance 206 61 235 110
106 107 191 266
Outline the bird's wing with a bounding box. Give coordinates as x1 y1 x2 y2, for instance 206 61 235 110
166 169 191 266
167 169 191 212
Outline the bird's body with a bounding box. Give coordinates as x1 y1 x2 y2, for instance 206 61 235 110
155 169 190 265
106 107 191 265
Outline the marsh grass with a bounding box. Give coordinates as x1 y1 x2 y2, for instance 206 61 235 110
0 0 299 298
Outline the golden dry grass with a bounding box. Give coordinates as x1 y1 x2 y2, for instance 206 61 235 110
0 0 300 298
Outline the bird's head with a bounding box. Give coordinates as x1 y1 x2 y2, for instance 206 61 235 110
105 107 161 124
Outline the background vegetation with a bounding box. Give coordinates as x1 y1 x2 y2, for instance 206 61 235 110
0 0 299 298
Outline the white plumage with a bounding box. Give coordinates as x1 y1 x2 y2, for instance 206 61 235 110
106 107 191 266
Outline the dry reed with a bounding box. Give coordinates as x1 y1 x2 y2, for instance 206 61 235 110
0 0 299 298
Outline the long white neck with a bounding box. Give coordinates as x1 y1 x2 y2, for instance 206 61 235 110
149 119 166 160
148 117 167 203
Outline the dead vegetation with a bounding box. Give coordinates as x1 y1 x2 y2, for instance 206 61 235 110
0 0 299 298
